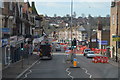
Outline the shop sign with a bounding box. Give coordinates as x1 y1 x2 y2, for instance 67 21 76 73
0 28 10 34
1 39 8 47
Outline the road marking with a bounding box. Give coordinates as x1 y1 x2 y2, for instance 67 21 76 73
37 61 41 64
16 59 40 79
82 68 92 78
24 70 32 78
66 68 74 80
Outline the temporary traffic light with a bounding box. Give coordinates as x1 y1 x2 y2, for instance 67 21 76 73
21 43 24 51
21 48 24 51
72 38 77 46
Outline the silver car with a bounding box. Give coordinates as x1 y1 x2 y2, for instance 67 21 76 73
86 51 95 58
83 49 91 56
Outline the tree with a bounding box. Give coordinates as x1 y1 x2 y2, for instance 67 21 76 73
73 12 76 18
54 14 57 17
81 13 85 18
106 14 110 18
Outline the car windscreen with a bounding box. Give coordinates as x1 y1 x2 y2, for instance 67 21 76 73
85 49 90 52
88 52 94 54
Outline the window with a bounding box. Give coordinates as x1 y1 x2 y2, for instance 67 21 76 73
112 14 115 25
9 2 12 10
0 1 4 8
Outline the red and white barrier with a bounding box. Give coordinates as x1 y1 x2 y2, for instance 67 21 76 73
92 56 109 63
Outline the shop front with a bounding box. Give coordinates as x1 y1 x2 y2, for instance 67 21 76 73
2 38 11 67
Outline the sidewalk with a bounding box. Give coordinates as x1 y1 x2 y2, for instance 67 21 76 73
2 54 39 79
109 58 120 67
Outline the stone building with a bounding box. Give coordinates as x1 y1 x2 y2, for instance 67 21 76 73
110 0 120 59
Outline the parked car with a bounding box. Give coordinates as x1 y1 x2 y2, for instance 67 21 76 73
83 49 91 56
86 51 95 58
55 44 61 51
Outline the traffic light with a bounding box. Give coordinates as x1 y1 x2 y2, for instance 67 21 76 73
72 39 77 46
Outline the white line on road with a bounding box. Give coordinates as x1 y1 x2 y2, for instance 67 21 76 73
82 68 92 78
66 68 74 80
24 70 32 78
16 59 40 79
37 61 41 64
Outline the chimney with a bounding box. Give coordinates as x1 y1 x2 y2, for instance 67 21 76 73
32 2 35 7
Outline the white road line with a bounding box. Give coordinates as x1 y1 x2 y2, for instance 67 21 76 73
66 68 74 80
16 59 40 79
24 70 32 78
82 68 92 78
37 61 41 64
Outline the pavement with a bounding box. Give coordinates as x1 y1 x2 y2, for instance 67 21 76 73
1 52 119 80
2 54 39 79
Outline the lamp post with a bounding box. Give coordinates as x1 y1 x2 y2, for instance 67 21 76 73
89 28 92 49
71 0 73 47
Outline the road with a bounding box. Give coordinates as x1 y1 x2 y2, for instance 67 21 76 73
18 52 118 80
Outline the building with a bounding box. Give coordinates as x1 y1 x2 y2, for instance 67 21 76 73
0 1 42 69
110 0 120 59
1 1 25 68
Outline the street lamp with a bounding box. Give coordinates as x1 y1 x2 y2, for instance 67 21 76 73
71 0 73 48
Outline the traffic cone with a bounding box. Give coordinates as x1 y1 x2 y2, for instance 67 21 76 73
70 58 80 68
101 57 104 63
92 57 98 63
105 57 109 63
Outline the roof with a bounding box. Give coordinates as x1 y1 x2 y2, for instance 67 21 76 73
78 26 86 31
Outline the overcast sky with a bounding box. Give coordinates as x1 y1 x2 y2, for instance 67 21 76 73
24 0 114 17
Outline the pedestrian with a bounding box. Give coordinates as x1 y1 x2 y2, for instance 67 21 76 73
112 45 115 58
29 43 33 55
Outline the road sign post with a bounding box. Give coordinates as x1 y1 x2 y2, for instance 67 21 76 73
112 35 120 62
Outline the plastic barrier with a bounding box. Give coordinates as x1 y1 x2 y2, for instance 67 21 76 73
92 57 98 63
92 56 109 63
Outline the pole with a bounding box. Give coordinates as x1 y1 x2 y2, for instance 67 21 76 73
71 0 73 47
21 51 23 68
116 3 118 62
96 32 98 48
90 29 92 48
70 0 73 62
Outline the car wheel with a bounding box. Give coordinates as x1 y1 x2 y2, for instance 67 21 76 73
84 54 85 56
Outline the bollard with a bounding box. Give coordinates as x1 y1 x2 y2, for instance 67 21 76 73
73 58 77 67
70 58 80 68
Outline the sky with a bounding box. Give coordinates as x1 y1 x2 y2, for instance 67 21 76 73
24 0 114 17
